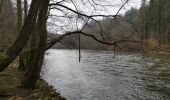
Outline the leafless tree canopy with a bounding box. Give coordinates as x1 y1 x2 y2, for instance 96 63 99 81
46 0 143 50
48 0 129 33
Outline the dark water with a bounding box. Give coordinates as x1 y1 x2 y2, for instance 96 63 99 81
41 49 170 100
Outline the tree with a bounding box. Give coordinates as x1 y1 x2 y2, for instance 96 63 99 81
0 0 39 72
18 0 29 71
139 0 147 40
139 0 170 45
22 0 50 89
17 0 22 33
1 0 141 89
124 7 139 31
24 0 28 21
17 0 26 71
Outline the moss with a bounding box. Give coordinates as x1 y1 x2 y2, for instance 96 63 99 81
0 52 7 60
144 50 170 59
0 60 66 100
146 85 170 97
34 79 66 100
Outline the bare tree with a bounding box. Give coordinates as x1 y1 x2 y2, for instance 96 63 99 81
47 0 130 46
0 0 39 72
22 0 50 89
46 0 142 55
0 0 143 89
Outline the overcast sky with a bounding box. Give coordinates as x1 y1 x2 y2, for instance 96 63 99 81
59 0 143 15
12 0 144 33
13 0 142 12
12 0 143 15
47 0 143 33
119 0 141 14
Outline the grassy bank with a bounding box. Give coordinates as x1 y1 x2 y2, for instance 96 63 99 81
144 50 170 58
0 58 66 100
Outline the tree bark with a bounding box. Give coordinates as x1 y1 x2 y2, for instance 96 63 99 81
17 0 26 71
17 0 22 33
0 0 3 14
22 22 39 89
18 0 29 71
24 0 28 22
0 0 39 72
22 0 49 89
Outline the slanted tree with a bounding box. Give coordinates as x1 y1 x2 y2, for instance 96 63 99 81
0 0 39 72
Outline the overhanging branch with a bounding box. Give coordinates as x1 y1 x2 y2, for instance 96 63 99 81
46 30 143 50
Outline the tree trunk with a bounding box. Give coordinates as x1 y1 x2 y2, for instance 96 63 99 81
17 0 26 71
22 0 49 89
0 0 39 72
17 0 22 33
165 0 168 44
22 22 39 89
24 0 28 22
0 0 4 14
18 0 29 71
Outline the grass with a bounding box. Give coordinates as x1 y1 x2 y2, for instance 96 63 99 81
0 59 66 100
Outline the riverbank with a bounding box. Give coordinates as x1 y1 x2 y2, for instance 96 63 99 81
0 59 66 100
144 50 170 57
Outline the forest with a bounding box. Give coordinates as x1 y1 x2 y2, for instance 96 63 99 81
54 0 170 51
0 0 170 99
139 0 170 47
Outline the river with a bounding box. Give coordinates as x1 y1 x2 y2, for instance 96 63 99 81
41 49 170 100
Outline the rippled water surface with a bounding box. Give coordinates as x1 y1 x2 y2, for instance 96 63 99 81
41 49 170 100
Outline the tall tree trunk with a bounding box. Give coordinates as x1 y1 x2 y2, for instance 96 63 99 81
18 0 29 71
22 22 39 89
165 0 168 44
0 0 4 14
156 0 159 44
22 0 49 89
24 0 28 22
0 0 39 72
17 0 26 71
17 0 22 33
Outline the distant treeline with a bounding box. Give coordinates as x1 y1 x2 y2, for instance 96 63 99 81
1 0 169 51
53 8 141 51
54 0 170 50
139 0 170 45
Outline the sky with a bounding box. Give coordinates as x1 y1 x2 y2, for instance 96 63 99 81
12 0 144 33
58 0 143 15
47 0 143 33
118 0 142 14
12 0 142 14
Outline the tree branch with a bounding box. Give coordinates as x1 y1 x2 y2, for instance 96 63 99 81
46 30 143 50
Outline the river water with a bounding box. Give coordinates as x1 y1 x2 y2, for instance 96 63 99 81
41 49 170 100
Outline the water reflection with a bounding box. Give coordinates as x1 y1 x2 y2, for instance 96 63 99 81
41 49 170 100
